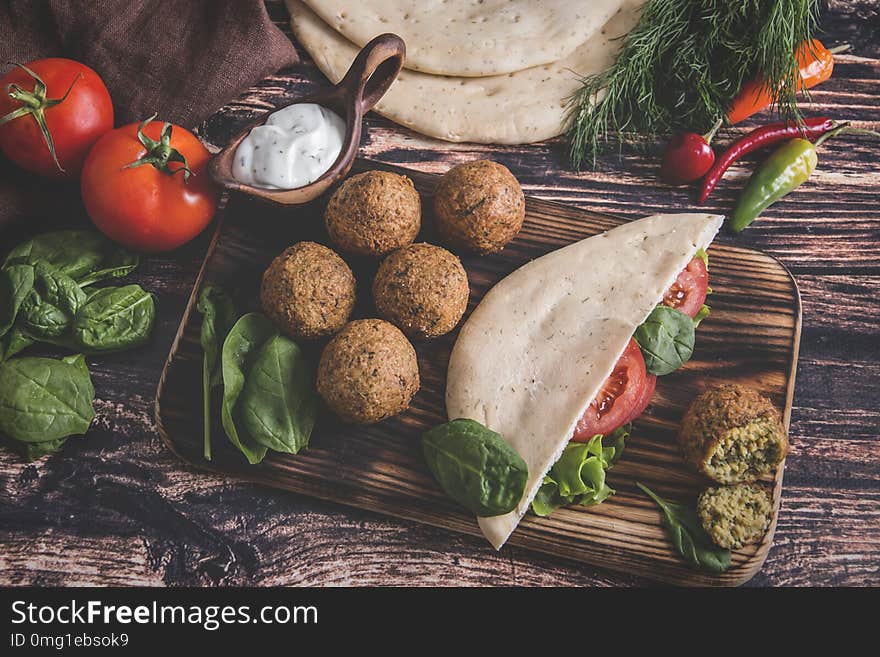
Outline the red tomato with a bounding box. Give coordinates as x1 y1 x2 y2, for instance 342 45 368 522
572 338 647 441
81 119 219 252
0 59 113 178
623 374 657 426
662 255 709 318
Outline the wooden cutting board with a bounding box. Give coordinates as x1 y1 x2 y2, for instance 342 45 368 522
155 160 801 587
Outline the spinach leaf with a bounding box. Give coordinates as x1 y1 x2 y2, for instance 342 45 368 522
220 313 275 464
4 230 138 285
76 250 140 287
0 327 34 362
196 286 237 461
0 264 35 338
19 436 68 461
18 262 86 339
71 285 155 352
20 292 70 338
637 483 731 573
240 334 316 455
530 425 629 517
634 305 696 376
422 418 528 517
0 354 95 443
197 287 237 386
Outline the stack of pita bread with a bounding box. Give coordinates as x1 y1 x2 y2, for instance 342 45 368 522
285 0 646 144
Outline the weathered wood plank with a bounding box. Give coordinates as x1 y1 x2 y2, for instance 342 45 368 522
0 0 877 588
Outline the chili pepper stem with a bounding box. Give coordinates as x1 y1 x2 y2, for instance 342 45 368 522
814 122 851 147
814 122 880 147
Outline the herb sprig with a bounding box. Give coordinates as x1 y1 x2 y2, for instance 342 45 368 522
637 483 731 573
566 0 820 168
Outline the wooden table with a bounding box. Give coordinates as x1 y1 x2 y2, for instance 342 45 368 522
1 1 877 587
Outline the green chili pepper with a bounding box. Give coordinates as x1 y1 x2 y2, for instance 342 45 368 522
728 122 871 233
728 139 817 233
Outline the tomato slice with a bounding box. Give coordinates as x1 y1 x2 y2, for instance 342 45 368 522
662 255 709 318
623 374 657 426
572 338 647 441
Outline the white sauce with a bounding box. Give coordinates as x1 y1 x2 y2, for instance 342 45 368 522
233 103 346 190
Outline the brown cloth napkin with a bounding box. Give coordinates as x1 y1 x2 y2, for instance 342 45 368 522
0 0 299 233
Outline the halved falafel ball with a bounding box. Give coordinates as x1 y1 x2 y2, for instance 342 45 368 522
372 243 469 340
433 160 524 255
697 484 774 549
678 384 789 484
324 171 421 256
260 241 356 340
316 319 420 424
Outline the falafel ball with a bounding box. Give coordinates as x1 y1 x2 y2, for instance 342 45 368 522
697 483 774 549
372 243 469 340
433 160 524 255
678 384 789 484
324 171 421 256
316 319 420 424
260 241 356 340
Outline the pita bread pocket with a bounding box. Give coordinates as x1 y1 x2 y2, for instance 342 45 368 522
445 213 724 549
209 33 404 206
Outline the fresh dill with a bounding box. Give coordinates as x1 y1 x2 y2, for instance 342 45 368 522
566 0 820 169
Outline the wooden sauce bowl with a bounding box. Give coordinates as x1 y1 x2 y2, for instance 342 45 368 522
209 33 405 205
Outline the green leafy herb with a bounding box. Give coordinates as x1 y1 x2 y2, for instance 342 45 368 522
17 436 69 461
693 248 711 327
71 285 155 352
0 354 95 444
0 327 33 362
0 264 35 339
196 286 237 460
4 230 138 285
694 248 709 267
634 305 696 376
239 334 316 455
566 0 820 168
531 425 629 517
422 418 528 517
220 313 275 465
18 262 86 339
637 482 731 573
0 231 148 460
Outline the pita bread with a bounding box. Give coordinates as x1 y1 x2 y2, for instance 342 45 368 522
445 213 724 549
287 0 645 144
301 0 625 77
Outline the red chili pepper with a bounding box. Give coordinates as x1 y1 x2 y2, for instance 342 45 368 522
698 117 835 203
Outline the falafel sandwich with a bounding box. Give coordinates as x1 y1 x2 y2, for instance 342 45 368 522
445 213 725 549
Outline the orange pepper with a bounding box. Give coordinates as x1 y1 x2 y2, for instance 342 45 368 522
727 39 835 125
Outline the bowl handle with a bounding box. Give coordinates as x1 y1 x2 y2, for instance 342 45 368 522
336 33 406 114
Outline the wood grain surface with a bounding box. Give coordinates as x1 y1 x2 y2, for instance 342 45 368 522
155 163 798 586
1 0 877 587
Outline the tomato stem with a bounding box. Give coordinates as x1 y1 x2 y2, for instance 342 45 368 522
0 62 82 172
124 113 193 182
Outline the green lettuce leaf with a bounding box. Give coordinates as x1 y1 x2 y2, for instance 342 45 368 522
530 424 629 517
